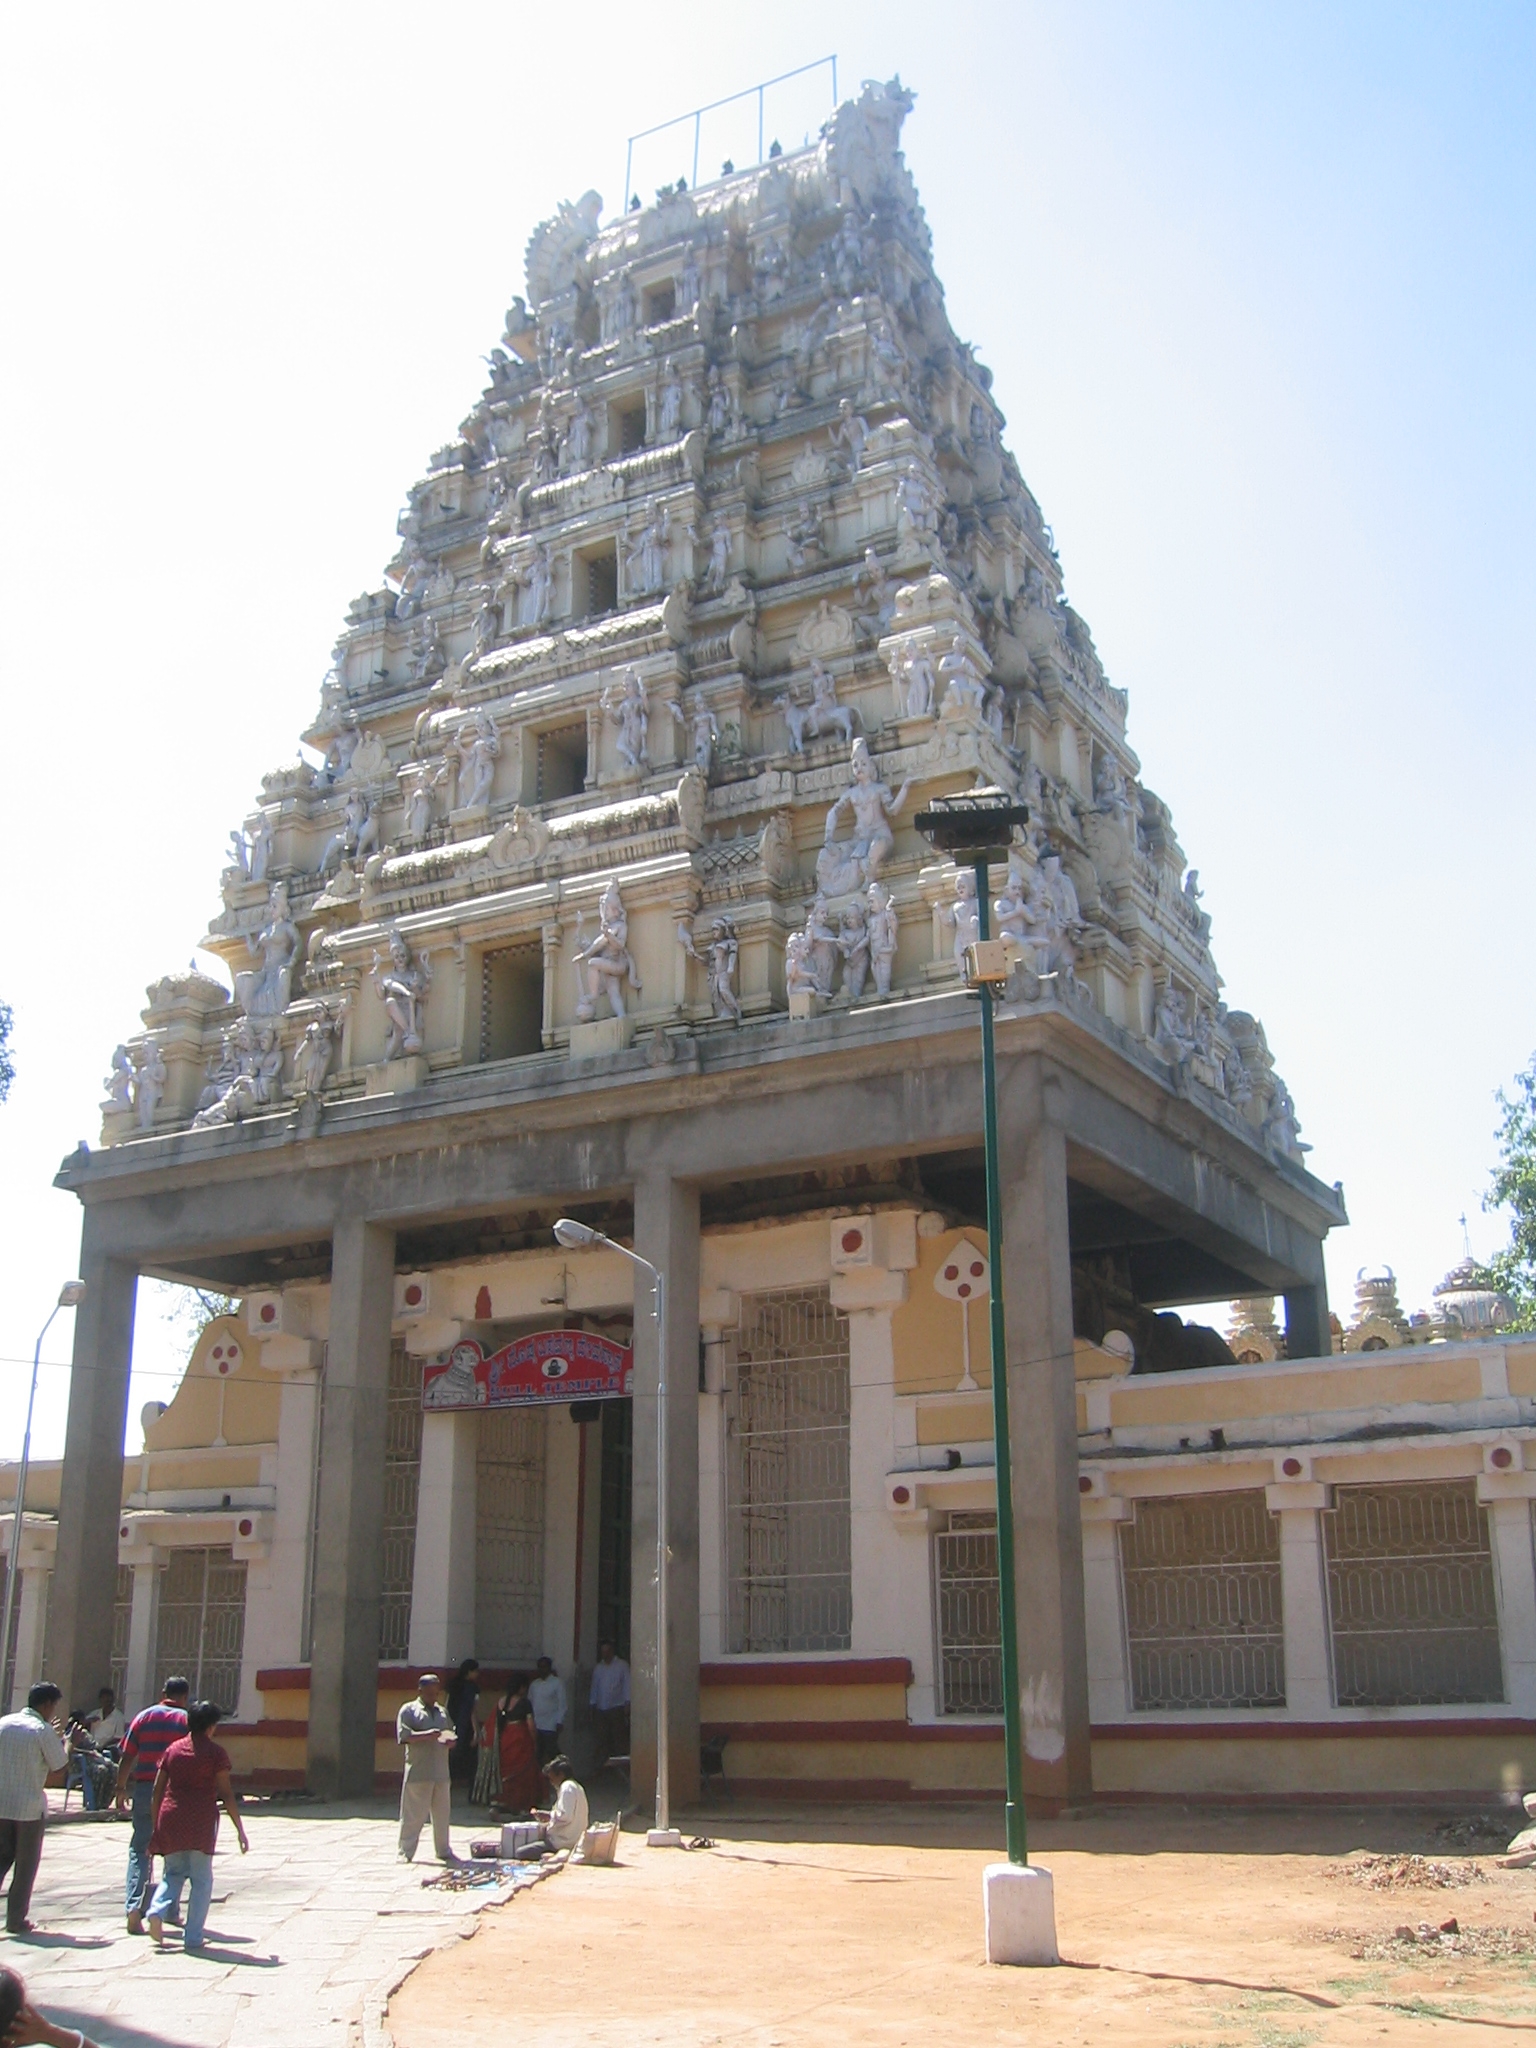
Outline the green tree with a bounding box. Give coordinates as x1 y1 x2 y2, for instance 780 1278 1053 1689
0 1000 13 1103
1481 1052 1536 1332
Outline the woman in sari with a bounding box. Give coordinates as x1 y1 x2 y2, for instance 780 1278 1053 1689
495 1678 544 1815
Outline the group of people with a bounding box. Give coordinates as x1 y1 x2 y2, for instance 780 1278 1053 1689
397 1641 631 1865
0 1674 246 1959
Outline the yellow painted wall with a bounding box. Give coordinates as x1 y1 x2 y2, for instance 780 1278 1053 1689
892 1231 990 1397
144 1317 282 1452
1504 1345 1536 1397
1108 1354 1484 1428
1093 1733 1536 1800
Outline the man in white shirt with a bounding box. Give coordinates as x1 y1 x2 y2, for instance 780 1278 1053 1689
396 1673 456 1864
588 1641 631 1767
86 1688 126 1749
531 1755 589 1857
0 1683 68 1933
527 1657 567 1768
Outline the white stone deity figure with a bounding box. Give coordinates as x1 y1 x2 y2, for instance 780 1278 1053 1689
838 900 871 1002
293 1010 343 1096
895 643 936 719
411 614 445 684
248 813 274 881
135 1042 166 1131
679 245 701 312
834 398 869 474
803 894 841 997
104 1045 135 1111
1264 1081 1308 1156
237 883 300 1017
603 668 649 772
1094 755 1134 829
321 788 377 873
895 467 936 545
705 364 730 438
456 709 501 811
469 584 503 659
1224 1053 1254 1108
869 316 904 396
563 394 594 472
983 684 1008 742
818 738 912 893
679 916 742 1025
938 869 980 971
372 930 430 1060
518 545 554 628
866 882 898 999
573 881 642 1022
784 928 818 999
1153 983 1196 1066
193 1020 282 1127
702 518 731 593
405 762 450 841
393 555 432 620
320 725 359 788
657 359 684 439
669 699 719 773
785 500 824 576
1026 854 1086 994
609 269 637 340
806 661 855 746
624 506 669 596
938 635 988 715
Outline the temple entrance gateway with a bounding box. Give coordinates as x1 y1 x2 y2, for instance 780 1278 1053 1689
475 1409 545 1662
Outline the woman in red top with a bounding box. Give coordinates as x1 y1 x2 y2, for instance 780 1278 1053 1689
146 1701 248 1953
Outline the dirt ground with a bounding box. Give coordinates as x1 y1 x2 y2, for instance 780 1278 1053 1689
387 1802 1536 2047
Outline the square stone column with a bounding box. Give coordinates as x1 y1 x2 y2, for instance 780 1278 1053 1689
1283 1282 1331 1361
1266 1481 1334 1714
631 1171 701 1812
1480 1486 1536 1715
308 1218 396 1799
122 1554 166 1718
996 1056 1092 1803
51 1238 138 1711
1079 1495 1132 1721
11 1567 52 1709
830 1275 909 1661
409 1411 478 1668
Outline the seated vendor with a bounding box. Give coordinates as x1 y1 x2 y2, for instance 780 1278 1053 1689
522 1755 588 1858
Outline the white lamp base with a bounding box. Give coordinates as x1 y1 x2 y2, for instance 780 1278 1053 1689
646 1826 685 1848
983 1861 1059 1965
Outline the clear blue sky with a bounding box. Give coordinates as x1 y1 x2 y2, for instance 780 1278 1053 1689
1 0 1531 1453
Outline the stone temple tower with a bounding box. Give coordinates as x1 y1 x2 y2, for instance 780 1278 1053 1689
54 78 1345 1808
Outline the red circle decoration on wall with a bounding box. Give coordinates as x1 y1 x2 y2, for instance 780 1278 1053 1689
238 1518 253 1537
1282 1457 1303 1477
1492 1446 1514 1469
260 1302 276 1324
891 1485 911 1505
1078 1475 1093 1494
842 1229 864 1255
404 1283 423 1307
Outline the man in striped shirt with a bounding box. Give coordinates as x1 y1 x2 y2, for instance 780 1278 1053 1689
113 1678 189 1933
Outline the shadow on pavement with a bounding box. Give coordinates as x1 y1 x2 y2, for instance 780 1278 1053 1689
36 2010 207 2048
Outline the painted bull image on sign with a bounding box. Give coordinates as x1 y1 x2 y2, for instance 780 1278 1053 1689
422 1328 633 1409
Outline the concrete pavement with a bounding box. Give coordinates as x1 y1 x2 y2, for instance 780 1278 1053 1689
1 1792 548 2047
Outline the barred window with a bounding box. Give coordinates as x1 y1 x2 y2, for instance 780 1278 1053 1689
110 1565 133 1705
1324 1480 1504 1707
476 1408 546 1662
934 1512 1002 1715
725 1288 851 1653
379 1344 424 1662
152 1547 247 1709
1120 1491 1286 1710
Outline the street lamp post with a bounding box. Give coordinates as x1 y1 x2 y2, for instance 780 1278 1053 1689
553 1219 683 1847
913 792 1031 1866
1 1280 86 1709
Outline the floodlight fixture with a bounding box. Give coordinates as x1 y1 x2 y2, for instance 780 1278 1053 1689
552 1218 601 1249
913 785 1030 862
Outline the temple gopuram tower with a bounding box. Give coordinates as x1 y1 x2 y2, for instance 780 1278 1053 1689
54 79 1345 1808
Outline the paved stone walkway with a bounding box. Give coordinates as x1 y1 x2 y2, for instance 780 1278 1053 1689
0 1793 535 2048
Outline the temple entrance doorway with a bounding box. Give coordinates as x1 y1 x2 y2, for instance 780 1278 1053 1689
475 1408 546 1662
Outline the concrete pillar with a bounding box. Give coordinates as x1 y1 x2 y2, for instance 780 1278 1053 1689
240 1365 322 1708
1283 1280 1331 1361
832 1286 907 1659
1267 1483 1334 1715
51 1240 138 1711
997 1055 1092 1804
1483 1492 1536 1715
122 1555 165 1718
308 1217 395 1799
408 1411 478 1668
1080 1498 1132 1722
13 1568 52 1707
631 1170 701 1812
542 1409 582 1687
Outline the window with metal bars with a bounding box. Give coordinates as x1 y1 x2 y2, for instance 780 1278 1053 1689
379 1344 424 1662
1323 1480 1504 1707
1119 1491 1286 1710
934 1512 1002 1714
475 1409 546 1661
110 1565 133 1706
725 1287 851 1654
151 1548 247 1709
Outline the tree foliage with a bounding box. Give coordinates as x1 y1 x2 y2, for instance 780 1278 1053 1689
1482 1052 1536 1332
0 1000 13 1104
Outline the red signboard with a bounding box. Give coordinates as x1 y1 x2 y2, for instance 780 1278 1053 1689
421 1329 632 1411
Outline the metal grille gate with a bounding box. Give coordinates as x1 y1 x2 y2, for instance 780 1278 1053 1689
110 1566 132 1704
934 1512 1002 1714
475 1409 546 1661
725 1287 851 1653
152 1547 247 1708
1323 1480 1504 1706
380 1343 424 1661
1120 1491 1286 1709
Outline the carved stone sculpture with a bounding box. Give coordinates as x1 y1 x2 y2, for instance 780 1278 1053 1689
104 1045 135 1112
573 880 641 1021
669 700 718 773
456 709 501 811
657 358 684 439
866 882 898 998
136 1042 166 1131
895 467 938 546
803 894 841 997
834 398 869 473
293 1010 344 1097
518 544 554 628
624 506 669 596
785 500 825 575
228 815 274 883
838 900 871 1000
939 869 980 970
817 738 912 895
603 669 649 772
469 584 503 659
1153 983 1196 1066
895 643 936 718
679 915 742 1024
939 635 988 715
236 884 300 1017
701 518 731 594
372 929 431 1059
405 762 450 841
784 928 818 998
193 1019 282 1127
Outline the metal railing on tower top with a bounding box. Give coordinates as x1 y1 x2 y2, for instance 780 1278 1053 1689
622 57 838 215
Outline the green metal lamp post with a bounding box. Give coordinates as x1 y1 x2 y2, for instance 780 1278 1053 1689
915 789 1031 1865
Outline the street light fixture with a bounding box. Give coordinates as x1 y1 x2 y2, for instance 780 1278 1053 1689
552 1219 683 1848
1 1280 86 1709
914 788 1031 1868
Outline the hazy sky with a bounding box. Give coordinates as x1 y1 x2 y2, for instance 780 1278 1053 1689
1 1 1531 1459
